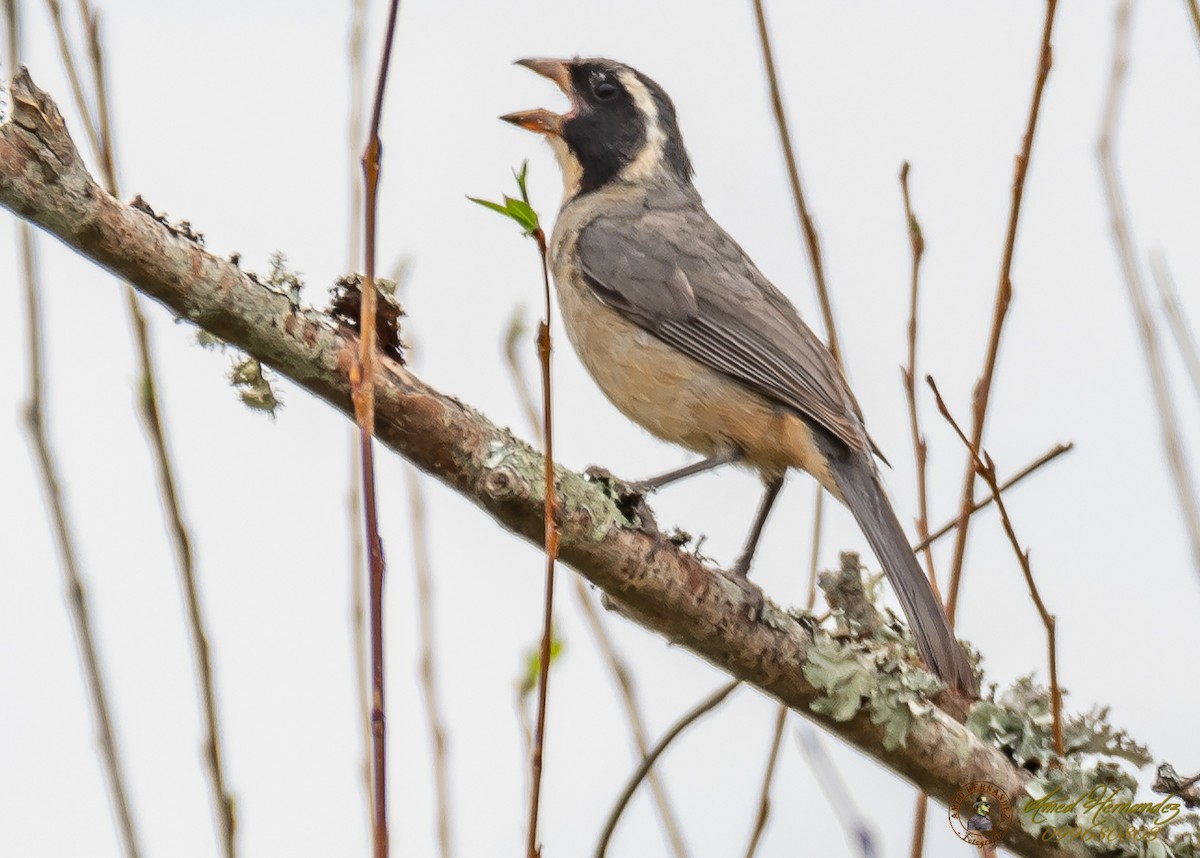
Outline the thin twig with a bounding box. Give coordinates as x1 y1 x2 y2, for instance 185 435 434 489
503 310 688 858
757 484 824 857
928 377 1064 757
749 485 824 857
945 0 1059 623
910 792 929 858
804 487 825 612
41 0 102 159
749 5 846 843
743 705 788 858
912 443 1073 553
19 222 143 858
796 726 877 857
353 3 404 856
573 579 688 858
898 163 939 599
595 681 740 858
504 307 542 433
347 0 367 273
751 0 842 365
1150 252 1200 404
1186 0 1200 55
526 224 560 858
900 162 935 858
750 3 846 821
761 428 828 855
346 0 373 833
405 467 454 858
1098 0 1200 578
64 8 239 853
348 445 373 822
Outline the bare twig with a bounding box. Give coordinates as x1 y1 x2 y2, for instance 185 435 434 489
1152 765 1200 807
898 163 939 598
797 726 877 857
348 446 373 822
19 224 143 858
595 681 741 858
748 485 828 857
526 222 560 858
910 792 929 858
900 162 935 858
405 467 454 858
503 310 688 858
41 0 101 158
743 704 788 858
18 6 140 858
803 488 825 612
751 0 842 365
346 0 373 832
1150 252 1200 404
353 3 404 856
574 580 688 858
504 307 542 433
945 0 1059 623
928 377 1063 758
749 4 849 841
912 443 1073 553
1150 254 1200 403
347 0 367 272
1098 0 1200 577
756 484 825 857
1186 0 1200 55
54 7 241 852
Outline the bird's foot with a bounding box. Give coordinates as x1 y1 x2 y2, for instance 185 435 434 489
624 478 658 496
584 465 659 536
719 562 765 621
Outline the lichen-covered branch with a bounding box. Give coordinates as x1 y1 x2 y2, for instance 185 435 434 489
0 68 1089 858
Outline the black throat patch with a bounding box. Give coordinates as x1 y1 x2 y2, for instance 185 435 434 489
562 64 647 193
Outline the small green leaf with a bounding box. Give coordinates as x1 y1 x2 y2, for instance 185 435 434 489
468 163 543 238
505 199 540 235
514 160 531 206
467 196 511 217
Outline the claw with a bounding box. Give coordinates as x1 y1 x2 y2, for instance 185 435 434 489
719 566 765 621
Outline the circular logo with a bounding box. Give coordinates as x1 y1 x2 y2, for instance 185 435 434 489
949 781 1013 846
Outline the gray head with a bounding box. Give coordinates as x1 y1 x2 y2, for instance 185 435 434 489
502 57 694 199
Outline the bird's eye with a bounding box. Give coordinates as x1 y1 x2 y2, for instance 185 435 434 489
594 79 618 100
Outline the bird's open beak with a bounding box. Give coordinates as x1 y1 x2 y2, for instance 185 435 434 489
501 58 574 137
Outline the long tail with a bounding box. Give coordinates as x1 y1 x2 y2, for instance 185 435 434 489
826 448 978 697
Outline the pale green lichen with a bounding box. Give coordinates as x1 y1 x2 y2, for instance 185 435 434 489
968 677 1198 855
229 357 281 416
802 629 941 751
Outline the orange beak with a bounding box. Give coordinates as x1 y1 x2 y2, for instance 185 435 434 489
501 58 574 137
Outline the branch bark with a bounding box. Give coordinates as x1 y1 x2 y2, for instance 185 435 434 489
0 68 1088 858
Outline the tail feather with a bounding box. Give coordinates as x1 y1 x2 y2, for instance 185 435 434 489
828 451 978 696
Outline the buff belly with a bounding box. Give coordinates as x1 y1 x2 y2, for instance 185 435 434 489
553 268 840 496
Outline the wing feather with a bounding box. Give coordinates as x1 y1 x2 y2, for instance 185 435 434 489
577 209 866 451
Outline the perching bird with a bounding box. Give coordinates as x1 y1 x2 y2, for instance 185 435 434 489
502 57 977 696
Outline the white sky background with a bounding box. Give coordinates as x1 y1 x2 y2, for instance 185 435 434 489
2 1 1199 856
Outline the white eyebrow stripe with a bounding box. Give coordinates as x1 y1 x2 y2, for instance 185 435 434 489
616 69 666 185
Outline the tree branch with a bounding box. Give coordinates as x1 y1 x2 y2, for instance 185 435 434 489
0 68 1090 858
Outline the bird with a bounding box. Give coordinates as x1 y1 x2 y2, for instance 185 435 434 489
501 57 977 697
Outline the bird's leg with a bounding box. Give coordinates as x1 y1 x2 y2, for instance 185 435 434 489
629 447 742 493
731 476 785 578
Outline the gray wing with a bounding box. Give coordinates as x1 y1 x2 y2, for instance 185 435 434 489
577 208 867 451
